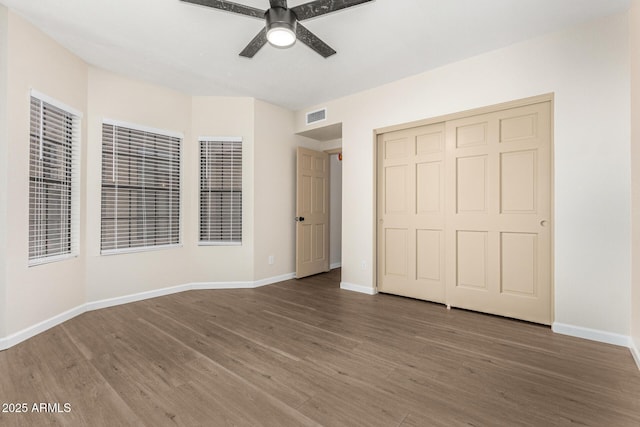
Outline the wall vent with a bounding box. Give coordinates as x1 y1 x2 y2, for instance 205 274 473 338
306 108 327 125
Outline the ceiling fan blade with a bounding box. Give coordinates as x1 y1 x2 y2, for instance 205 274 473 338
291 0 373 21
296 23 336 58
269 0 288 8
180 0 265 19
239 28 268 58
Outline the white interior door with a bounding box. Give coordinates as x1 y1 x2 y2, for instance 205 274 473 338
296 147 330 278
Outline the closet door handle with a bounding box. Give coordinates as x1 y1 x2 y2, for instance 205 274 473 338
295 217 305 222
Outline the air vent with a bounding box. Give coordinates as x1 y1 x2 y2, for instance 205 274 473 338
306 108 327 125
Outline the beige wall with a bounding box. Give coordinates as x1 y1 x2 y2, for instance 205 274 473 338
295 13 632 337
190 96 256 283
0 10 284 341
630 0 640 360
253 100 297 280
0 5 9 337
85 68 193 302
4 11 88 335
85 84 260 301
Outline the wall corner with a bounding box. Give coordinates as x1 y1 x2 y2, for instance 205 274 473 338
630 0 640 361
0 4 9 339
252 100 297 282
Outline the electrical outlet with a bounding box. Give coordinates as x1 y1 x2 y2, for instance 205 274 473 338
361 260 367 270
268 255 275 265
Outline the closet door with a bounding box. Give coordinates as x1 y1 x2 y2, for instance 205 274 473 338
444 102 552 324
377 123 446 303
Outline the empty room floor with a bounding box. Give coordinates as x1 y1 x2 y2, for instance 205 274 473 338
1 269 639 426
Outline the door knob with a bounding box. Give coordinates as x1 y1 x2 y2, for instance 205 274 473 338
295 217 305 222
540 220 548 227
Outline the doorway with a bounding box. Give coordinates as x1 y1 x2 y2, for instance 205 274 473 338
295 123 343 280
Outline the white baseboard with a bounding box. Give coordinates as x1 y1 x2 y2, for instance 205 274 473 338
254 272 296 288
0 272 295 352
190 281 255 291
190 273 295 290
552 322 631 347
631 337 640 370
0 305 85 351
330 262 342 269
85 283 193 312
340 281 377 295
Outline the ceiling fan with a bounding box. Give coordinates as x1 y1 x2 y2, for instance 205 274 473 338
180 0 374 58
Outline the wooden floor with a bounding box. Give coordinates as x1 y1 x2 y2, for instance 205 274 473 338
1 269 639 426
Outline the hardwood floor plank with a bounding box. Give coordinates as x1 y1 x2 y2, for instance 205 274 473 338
137 301 322 409
412 323 640 398
184 356 322 426
1 269 639 426
0 326 141 427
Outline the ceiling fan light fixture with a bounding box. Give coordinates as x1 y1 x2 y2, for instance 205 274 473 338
267 27 296 47
266 8 297 48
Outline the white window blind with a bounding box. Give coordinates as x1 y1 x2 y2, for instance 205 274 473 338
199 138 242 244
101 122 181 254
29 94 81 265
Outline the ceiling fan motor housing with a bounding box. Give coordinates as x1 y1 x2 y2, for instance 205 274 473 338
266 7 297 48
180 0 374 58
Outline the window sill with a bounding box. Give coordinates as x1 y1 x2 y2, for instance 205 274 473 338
29 253 78 267
198 241 242 247
100 243 182 256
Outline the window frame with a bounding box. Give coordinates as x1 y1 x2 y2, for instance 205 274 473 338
198 136 243 246
28 90 82 267
100 119 183 255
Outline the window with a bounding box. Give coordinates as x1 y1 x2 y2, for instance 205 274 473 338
29 92 81 265
199 137 242 245
101 121 181 254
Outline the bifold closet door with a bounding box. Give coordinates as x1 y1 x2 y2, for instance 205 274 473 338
377 123 446 303
445 101 552 324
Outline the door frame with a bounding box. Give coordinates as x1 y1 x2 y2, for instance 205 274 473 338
325 147 343 271
373 93 555 321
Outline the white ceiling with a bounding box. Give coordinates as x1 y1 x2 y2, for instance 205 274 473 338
0 0 630 110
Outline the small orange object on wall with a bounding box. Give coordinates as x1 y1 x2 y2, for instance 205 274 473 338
338 153 342 161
